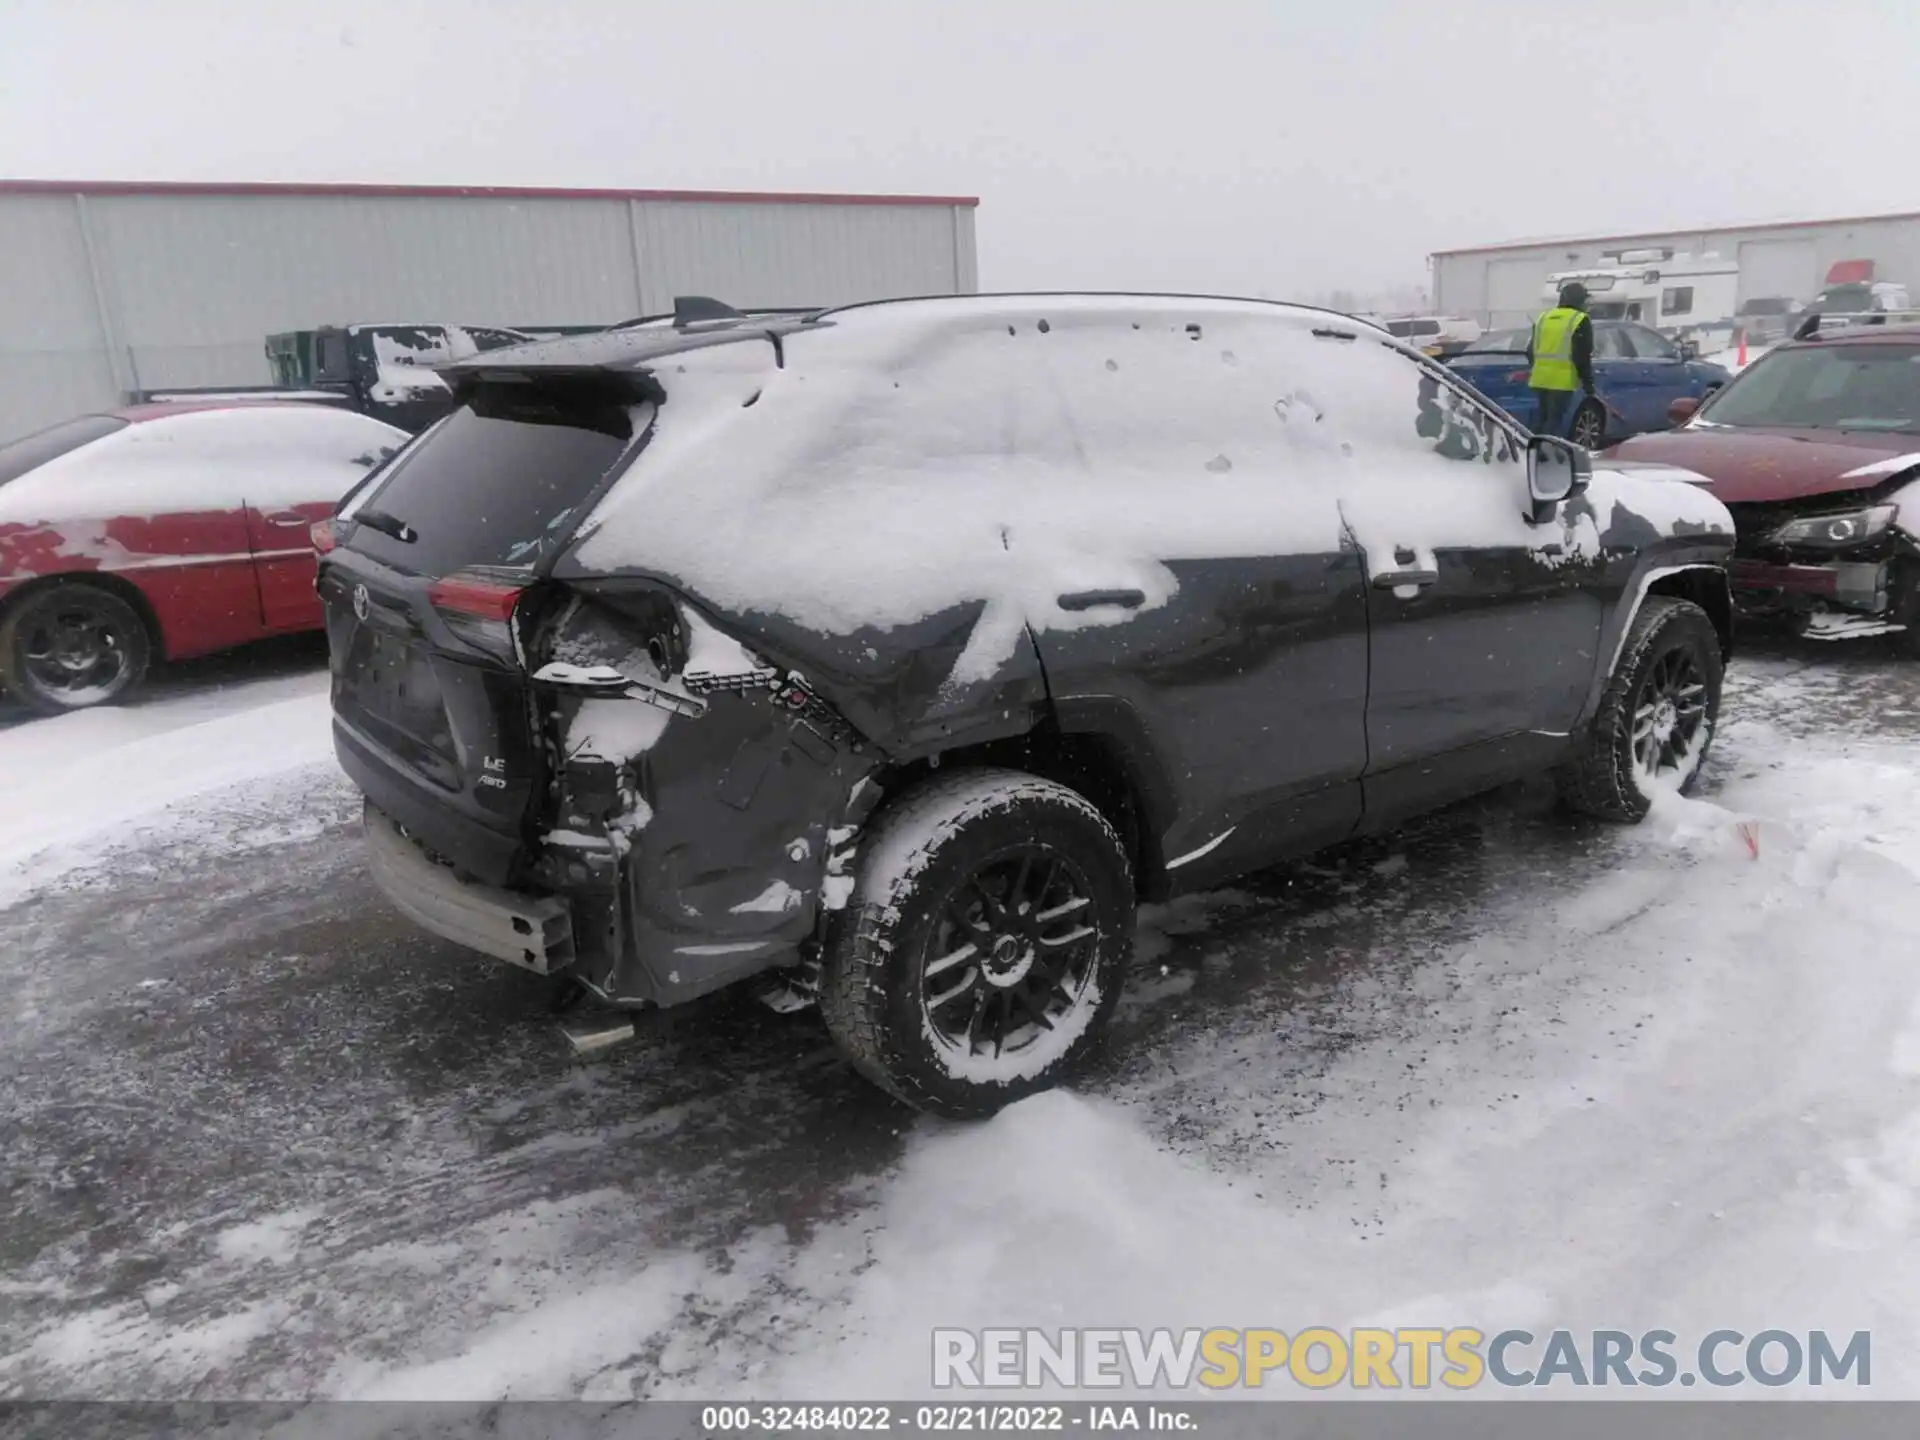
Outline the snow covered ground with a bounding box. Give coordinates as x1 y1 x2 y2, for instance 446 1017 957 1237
4 640 1920 1401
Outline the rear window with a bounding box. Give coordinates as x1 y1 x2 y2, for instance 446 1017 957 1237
0 414 129 487
1701 343 1920 433
1462 328 1530 353
343 381 639 574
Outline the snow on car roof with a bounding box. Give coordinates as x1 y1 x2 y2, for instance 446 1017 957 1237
563 294 1726 692
443 294 1390 379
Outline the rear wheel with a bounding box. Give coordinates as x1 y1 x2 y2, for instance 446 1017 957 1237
0 582 152 714
1570 399 1607 449
1556 595 1722 823
819 768 1134 1118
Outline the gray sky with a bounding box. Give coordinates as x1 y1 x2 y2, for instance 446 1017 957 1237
5 0 1917 299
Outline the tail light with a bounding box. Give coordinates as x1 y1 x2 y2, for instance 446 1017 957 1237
428 568 530 665
311 519 339 554
1506 370 1529 383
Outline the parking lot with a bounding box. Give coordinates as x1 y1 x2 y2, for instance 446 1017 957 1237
3 634 1919 1398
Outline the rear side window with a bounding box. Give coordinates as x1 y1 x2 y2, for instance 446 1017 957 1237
0 415 129 487
344 381 638 574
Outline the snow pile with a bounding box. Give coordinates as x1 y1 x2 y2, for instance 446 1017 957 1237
324 704 1920 1401
0 674 342 907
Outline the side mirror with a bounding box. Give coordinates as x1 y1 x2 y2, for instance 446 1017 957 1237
1677 338 1700 361
1668 395 1702 426
1526 433 1590 521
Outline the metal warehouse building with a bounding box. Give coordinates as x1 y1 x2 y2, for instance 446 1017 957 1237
0 179 981 443
1432 209 1920 328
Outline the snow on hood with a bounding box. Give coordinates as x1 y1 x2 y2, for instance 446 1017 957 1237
569 299 1722 685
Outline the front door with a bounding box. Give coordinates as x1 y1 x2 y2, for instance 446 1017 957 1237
1307 336 1608 823
1611 323 1689 433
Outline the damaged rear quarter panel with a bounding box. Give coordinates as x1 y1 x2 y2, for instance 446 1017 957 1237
545 672 877 1005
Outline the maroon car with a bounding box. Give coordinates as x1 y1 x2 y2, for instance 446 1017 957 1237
1607 323 1920 643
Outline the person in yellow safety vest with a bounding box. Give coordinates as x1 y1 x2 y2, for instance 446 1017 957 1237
1526 281 1597 439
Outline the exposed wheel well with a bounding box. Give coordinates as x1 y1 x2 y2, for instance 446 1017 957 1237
877 728 1160 898
0 572 167 661
1646 567 1733 661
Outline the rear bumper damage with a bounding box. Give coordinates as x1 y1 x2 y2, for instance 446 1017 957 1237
363 803 575 972
347 622 884 1010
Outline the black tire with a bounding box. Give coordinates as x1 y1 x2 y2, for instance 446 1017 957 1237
818 768 1134 1118
1569 399 1607 450
1556 595 1722 823
0 581 153 715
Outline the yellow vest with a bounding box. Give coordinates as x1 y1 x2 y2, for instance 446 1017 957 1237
1529 308 1584 391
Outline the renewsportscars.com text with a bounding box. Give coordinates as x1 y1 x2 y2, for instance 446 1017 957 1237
932 1327 1871 1390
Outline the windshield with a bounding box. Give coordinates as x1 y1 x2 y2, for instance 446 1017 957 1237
1738 297 1793 317
1699 343 1920 433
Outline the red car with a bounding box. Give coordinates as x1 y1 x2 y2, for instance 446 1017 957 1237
0 401 407 712
1607 322 1920 645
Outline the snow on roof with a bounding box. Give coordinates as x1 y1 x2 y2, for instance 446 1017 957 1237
563 294 1723 694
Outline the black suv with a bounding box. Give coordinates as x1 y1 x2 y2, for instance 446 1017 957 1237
317 294 1738 1117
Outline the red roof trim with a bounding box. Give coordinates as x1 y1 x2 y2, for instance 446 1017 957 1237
1432 209 1920 259
0 179 979 209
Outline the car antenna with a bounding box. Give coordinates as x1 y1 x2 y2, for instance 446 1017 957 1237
673 295 744 329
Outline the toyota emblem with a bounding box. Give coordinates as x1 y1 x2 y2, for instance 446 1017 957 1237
352 584 370 621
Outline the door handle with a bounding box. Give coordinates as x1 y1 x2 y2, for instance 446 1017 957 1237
1057 589 1146 611
1371 569 1439 590
264 510 310 527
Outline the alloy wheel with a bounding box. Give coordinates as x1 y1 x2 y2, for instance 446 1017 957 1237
920 844 1103 1062
1631 644 1709 779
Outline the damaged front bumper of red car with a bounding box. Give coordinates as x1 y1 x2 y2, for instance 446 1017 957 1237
1724 497 1920 640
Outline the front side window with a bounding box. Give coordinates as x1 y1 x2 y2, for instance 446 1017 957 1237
1593 326 1634 361
1629 326 1680 361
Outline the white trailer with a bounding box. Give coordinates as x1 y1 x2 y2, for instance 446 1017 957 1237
1541 252 1741 334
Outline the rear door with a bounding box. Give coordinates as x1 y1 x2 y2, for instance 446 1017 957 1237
319 377 645 883
983 310 1371 888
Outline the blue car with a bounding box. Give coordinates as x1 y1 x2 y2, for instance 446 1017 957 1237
1443 320 1732 448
